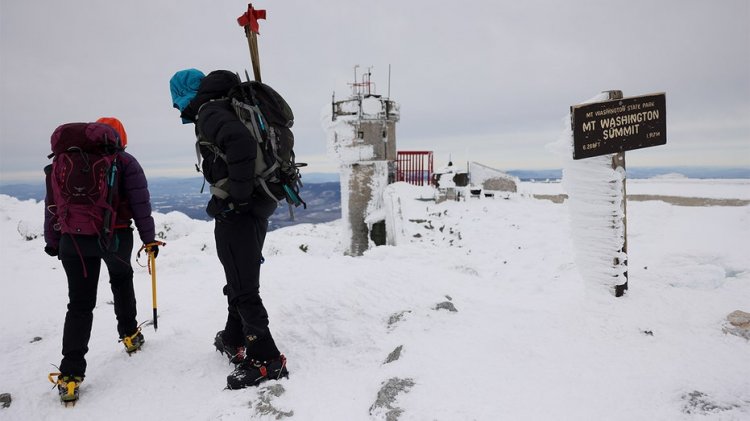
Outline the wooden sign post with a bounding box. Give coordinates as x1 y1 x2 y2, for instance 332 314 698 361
607 90 628 297
570 91 667 296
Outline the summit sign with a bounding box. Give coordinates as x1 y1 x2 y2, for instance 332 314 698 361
571 93 666 159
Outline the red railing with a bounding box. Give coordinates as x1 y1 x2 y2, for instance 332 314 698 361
396 151 434 186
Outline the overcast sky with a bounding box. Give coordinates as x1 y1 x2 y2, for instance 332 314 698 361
1 0 748 182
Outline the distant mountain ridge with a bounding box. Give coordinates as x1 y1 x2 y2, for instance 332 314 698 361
0 178 341 231
2 166 747 228
506 166 750 181
143 179 343 230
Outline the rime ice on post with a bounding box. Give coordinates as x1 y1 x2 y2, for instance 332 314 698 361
551 92 629 296
560 90 666 296
323 67 400 256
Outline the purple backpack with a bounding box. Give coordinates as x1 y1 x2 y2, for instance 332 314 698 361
48 122 122 249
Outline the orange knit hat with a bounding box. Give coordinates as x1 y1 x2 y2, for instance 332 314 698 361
96 117 128 148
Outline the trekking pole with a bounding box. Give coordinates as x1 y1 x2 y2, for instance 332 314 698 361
237 3 266 82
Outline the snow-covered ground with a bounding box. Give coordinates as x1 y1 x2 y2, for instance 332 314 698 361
1 178 748 420
520 178 750 200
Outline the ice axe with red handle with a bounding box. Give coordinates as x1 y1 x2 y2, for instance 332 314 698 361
237 3 266 82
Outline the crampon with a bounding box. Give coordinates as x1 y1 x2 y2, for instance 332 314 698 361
119 325 145 354
48 372 82 406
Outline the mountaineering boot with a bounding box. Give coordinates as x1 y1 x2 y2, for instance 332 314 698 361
214 331 246 364
121 328 145 354
49 373 83 405
226 354 288 390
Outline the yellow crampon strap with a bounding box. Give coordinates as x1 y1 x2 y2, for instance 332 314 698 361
121 332 136 349
66 381 76 397
48 372 61 385
48 372 81 385
120 326 142 349
48 372 80 399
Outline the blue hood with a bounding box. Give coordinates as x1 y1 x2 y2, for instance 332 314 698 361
170 69 205 123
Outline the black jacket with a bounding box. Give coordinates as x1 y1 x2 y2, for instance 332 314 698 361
184 70 275 219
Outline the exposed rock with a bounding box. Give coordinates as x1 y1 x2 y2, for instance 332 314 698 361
482 177 517 192
369 378 415 421
727 310 750 328
435 301 458 312
723 310 750 340
467 161 519 193
681 390 741 415
252 384 293 419
387 311 411 329
384 345 403 364
0 393 10 409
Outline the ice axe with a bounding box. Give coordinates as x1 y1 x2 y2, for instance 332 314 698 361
138 241 166 330
237 3 266 82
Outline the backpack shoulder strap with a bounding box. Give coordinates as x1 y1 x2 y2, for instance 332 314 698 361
231 98 265 144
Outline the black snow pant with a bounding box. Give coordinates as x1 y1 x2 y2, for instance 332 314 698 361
214 206 280 361
58 228 138 377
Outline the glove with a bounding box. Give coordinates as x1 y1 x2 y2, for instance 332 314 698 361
146 245 159 259
44 246 58 257
137 241 165 262
228 198 252 214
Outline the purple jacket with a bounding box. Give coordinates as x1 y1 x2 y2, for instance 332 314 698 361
44 150 156 248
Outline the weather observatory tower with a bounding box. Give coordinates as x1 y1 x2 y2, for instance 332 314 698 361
326 66 400 256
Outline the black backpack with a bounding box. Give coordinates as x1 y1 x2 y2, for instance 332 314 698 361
198 81 306 208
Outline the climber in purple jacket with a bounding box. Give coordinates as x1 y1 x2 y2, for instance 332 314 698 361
43 117 156 399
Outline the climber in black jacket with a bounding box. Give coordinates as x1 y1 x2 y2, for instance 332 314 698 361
170 69 288 389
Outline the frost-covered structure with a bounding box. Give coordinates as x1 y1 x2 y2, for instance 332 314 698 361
432 161 518 202
468 161 519 193
549 92 628 295
432 162 467 188
323 70 400 256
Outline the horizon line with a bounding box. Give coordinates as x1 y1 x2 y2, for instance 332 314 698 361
2 165 749 185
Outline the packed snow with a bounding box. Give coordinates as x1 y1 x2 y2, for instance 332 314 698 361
1 178 749 420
